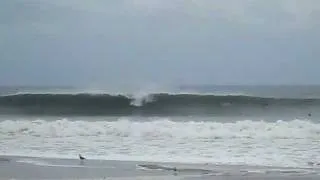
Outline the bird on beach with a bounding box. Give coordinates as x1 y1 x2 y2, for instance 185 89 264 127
79 154 86 160
173 167 177 171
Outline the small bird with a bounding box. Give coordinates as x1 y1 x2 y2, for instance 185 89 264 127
173 167 177 171
79 154 86 160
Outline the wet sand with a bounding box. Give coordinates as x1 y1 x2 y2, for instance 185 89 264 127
0 155 319 180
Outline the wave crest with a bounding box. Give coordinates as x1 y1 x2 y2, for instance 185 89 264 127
0 93 319 115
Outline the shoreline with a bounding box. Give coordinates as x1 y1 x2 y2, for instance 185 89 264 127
1 155 319 180
1 154 313 170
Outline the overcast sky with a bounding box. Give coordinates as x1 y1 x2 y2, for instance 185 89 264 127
1 0 319 88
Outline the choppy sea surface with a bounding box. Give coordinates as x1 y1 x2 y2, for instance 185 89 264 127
1 85 320 168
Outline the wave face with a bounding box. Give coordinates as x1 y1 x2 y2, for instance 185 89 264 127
1 117 320 168
0 93 319 116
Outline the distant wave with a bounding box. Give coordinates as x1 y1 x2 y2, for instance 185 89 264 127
0 93 319 115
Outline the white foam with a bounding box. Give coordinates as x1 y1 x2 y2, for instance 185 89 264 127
16 159 51 166
15 158 114 169
1 118 320 168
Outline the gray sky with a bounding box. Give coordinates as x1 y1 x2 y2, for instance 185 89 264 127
1 0 320 88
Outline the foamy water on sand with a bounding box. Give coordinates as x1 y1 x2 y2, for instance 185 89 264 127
1 155 319 180
1 116 320 168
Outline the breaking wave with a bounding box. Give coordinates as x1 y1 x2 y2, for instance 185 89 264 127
0 93 319 115
1 118 319 139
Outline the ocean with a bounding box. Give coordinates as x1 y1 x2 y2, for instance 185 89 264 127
1 85 320 179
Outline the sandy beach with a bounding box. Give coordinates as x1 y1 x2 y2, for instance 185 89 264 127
0 155 319 180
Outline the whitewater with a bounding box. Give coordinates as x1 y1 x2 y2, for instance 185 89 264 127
1 116 320 168
1 85 320 172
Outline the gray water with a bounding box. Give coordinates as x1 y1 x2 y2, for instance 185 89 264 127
0 85 319 119
1 85 320 168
